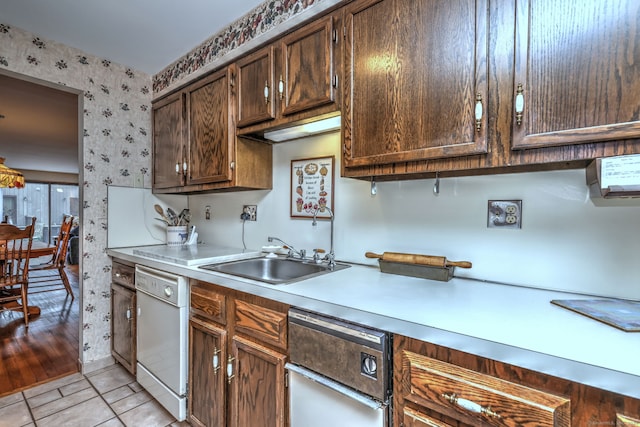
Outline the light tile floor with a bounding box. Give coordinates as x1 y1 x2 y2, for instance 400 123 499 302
0 364 190 427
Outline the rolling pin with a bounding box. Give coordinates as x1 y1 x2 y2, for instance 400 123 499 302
365 251 472 268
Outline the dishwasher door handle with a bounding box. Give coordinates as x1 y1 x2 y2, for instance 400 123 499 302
285 363 386 410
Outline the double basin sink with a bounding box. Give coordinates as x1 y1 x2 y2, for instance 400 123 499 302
199 257 350 285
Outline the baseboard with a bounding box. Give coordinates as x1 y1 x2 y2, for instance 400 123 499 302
80 355 115 375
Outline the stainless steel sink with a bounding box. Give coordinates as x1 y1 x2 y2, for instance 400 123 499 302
199 257 350 284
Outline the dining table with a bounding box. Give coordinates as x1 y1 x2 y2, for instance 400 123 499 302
0 240 56 317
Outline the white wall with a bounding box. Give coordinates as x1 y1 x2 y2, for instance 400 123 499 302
189 132 640 300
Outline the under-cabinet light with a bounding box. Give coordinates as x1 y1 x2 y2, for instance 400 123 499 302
263 116 341 142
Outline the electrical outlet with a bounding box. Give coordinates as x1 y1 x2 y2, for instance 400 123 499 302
487 200 522 229
243 205 257 221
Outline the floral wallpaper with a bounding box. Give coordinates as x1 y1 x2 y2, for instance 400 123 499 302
0 23 152 367
154 0 325 94
0 0 334 369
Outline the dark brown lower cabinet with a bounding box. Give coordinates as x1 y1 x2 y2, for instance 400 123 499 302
110 261 136 375
189 318 227 427
231 336 287 427
394 335 640 427
188 280 288 427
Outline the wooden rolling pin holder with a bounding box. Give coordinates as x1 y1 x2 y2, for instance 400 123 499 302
378 260 454 282
365 251 472 282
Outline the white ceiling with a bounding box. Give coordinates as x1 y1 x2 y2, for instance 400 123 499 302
0 0 266 176
0 0 266 75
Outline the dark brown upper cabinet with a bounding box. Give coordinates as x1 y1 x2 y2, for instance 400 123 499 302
236 13 341 135
153 91 185 190
152 65 272 194
342 0 489 169
511 0 640 150
236 46 277 128
279 15 338 117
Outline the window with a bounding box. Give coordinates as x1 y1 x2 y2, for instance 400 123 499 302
0 182 79 243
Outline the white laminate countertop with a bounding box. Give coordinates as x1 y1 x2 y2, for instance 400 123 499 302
107 245 640 400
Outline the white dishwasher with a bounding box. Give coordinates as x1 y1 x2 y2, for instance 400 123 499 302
135 265 188 421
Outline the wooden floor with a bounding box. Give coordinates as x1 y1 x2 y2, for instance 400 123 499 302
0 264 80 397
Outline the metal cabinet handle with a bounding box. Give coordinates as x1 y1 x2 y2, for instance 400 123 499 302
175 163 180 174
212 346 221 374
227 355 235 384
515 83 524 126
264 80 270 105
126 308 131 321
278 75 284 100
474 93 483 132
442 393 501 419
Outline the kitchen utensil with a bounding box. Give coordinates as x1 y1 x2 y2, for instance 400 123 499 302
154 204 170 223
166 208 178 224
365 251 472 268
178 209 191 226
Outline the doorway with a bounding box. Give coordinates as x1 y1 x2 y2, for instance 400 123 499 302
0 71 82 396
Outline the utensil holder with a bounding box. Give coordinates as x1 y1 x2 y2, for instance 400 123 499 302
166 225 188 246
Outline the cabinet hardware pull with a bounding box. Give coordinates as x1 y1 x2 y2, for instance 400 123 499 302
332 29 338 43
230 161 235 170
278 75 284 100
212 347 221 374
126 308 131 321
264 80 270 105
182 160 188 175
230 71 235 88
181 92 186 120
175 163 180 174
474 93 483 132
227 355 235 384
332 74 339 89
115 272 121 278
515 83 524 126
442 393 501 419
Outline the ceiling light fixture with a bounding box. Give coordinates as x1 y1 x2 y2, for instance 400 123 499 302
0 157 25 188
263 116 341 142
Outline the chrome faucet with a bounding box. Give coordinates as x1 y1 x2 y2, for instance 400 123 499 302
312 207 335 269
267 236 306 260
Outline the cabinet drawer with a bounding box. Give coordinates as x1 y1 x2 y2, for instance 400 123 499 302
401 351 570 427
190 282 226 325
112 261 135 289
403 407 452 427
234 299 287 350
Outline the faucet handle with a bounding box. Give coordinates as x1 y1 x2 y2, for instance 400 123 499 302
312 248 326 263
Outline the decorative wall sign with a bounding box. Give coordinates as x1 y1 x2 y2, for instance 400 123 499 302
291 156 334 219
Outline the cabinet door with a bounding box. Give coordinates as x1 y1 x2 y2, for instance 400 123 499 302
280 15 337 116
343 0 488 168
153 91 185 189
229 336 286 427
512 0 640 149
186 67 235 185
237 46 277 127
189 318 228 427
111 283 136 374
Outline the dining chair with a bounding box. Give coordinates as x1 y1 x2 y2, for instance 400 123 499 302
0 217 36 327
28 215 75 300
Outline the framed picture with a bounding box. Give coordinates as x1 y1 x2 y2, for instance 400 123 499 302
291 155 334 219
